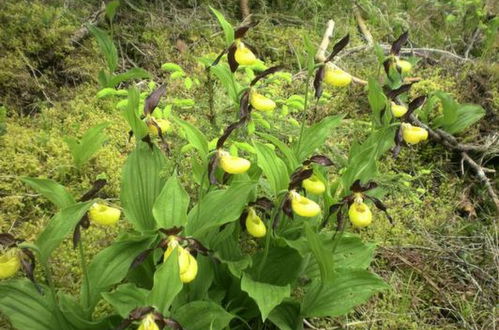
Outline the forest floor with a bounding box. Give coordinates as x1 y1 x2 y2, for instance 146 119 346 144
1 1 498 329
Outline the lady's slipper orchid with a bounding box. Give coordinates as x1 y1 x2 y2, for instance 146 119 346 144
396 58 412 73
234 40 257 66
401 123 428 144
147 118 171 136
163 239 198 283
219 151 251 174
0 249 21 280
250 91 276 112
88 203 121 226
302 175 326 195
348 196 373 228
390 102 408 118
290 191 321 217
324 65 352 87
245 208 266 238
138 313 159 330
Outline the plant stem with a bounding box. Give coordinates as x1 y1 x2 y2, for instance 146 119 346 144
41 261 66 328
257 224 273 279
296 69 312 153
78 233 91 315
207 69 216 127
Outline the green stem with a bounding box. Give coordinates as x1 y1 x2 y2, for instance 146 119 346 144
78 234 91 315
41 261 66 328
257 224 273 279
207 69 216 127
296 69 312 153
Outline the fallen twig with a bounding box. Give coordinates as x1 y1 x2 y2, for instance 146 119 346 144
70 2 106 45
408 115 499 212
336 6 471 63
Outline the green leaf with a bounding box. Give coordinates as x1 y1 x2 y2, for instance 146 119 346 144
432 92 485 134
36 201 92 264
208 63 241 105
254 142 289 195
152 174 189 229
64 122 109 168
294 115 342 161
0 279 60 330
340 126 395 190
303 222 334 282
241 273 290 321
102 283 149 318
105 0 120 23
147 247 183 314
58 293 116 330
367 77 387 125
433 91 459 126
186 182 255 237
248 246 303 285
82 235 155 311
21 177 75 209
88 25 118 72
256 132 299 173
268 300 303 330
122 87 148 140
161 62 183 72
209 7 234 46
108 68 151 88
444 104 485 134
173 301 234 330
121 142 167 232
301 269 388 317
175 118 209 160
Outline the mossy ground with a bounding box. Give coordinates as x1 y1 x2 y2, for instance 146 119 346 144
1 0 497 329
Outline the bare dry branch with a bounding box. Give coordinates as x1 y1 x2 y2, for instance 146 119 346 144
408 115 499 212
316 20 335 62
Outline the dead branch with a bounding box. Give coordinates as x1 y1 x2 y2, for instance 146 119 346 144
353 6 373 47
408 115 499 212
336 6 471 63
316 20 367 85
240 0 250 21
315 19 335 62
70 2 106 45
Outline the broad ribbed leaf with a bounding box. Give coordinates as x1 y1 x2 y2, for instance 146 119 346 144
58 293 116 330
0 280 60 330
108 68 150 88
147 248 182 314
153 174 189 229
268 300 303 330
123 88 148 140
249 246 302 286
82 236 155 311
173 301 234 330
304 222 334 282
175 118 209 159
121 142 167 232
88 25 118 72
64 122 109 168
294 116 342 161
254 142 289 195
301 269 388 317
186 182 255 236
36 201 92 264
21 177 75 209
257 132 299 172
241 273 290 321
102 283 149 318
367 78 387 125
209 7 234 46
